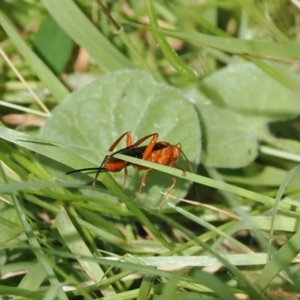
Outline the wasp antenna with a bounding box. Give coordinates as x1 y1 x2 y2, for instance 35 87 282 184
92 155 110 187
66 167 100 175
180 149 193 173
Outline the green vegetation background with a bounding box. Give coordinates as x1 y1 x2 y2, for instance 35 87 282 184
1 1 300 299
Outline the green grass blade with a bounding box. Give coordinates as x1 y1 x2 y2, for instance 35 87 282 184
0 181 81 194
111 253 300 267
158 271 185 300
0 285 43 299
137 275 155 300
18 263 46 290
145 0 197 82
268 165 300 258
160 29 300 61
254 230 300 291
55 207 116 294
193 269 238 300
235 0 289 42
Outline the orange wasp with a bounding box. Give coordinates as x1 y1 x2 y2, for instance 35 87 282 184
67 131 192 201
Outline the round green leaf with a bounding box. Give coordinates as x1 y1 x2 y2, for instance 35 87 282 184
201 62 300 117
39 70 201 209
196 100 258 168
191 62 300 168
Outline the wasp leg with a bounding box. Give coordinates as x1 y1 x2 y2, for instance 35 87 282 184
123 166 129 188
159 175 176 211
135 170 153 200
174 164 186 176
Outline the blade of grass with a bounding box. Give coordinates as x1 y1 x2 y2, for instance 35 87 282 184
165 202 245 253
0 181 83 194
0 285 43 299
128 24 300 61
245 216 300 232
0 100 49 117
260 145 300 163
18 263 46 291
137 275 155 300
77 217 144 253
251 165 300 292
0 47 50 115
268 165 300 260
254 230 300 291
234 0 290 43
105 253 300 267
158 271 185 300
55 207 116 295
145 0 197 82
193 269 238 300
26 190 130 216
